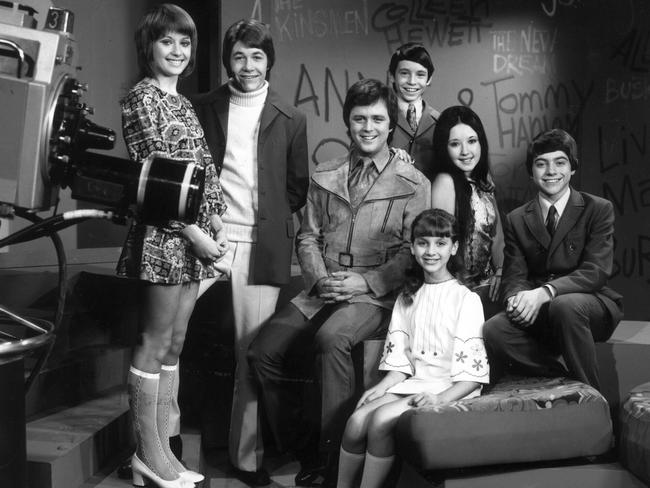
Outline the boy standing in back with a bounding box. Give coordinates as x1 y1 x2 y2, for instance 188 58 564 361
388 42 439 180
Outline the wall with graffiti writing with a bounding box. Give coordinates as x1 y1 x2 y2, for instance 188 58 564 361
221 0 650 319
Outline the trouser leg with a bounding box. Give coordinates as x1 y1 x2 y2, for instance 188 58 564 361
248 303 317 454
546 293 613 389
314 303 391 454
483 310 566 382
227 242 281 472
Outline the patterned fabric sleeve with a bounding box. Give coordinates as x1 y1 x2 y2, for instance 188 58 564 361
379 296 414 376
121 87 187 231
450 291 490 383
202 157 226 217
121 85 226 227
187 100 226 218
121 88 165 163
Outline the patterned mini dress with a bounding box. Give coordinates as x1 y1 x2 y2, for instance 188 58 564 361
116 79 226 284
464 178 498 289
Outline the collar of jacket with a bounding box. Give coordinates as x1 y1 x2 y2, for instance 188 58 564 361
311 150 419 205
523 187 584 253
196 83 298 137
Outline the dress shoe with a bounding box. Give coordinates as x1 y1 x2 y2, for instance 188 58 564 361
295 451 337 487
131 453 194 488
231 466 271 486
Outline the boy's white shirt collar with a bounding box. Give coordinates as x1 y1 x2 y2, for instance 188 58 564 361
538 186 571 222
397 97 423 122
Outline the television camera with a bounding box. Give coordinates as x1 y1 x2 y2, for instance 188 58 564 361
0 2 205 227
0 0 209 414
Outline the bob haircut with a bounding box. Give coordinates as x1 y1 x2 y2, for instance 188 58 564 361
526 128 579 175
342 79 398 133
222 19 275 78
401 208 465 305
135 3 198 79
388 42 435 80
432 105 490 184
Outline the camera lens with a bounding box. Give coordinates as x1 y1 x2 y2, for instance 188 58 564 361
137 157 205 224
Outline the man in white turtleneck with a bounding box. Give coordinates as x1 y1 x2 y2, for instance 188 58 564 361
191 19 309 486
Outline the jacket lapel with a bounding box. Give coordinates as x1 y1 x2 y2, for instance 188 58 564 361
259 97 280 137
312 159 352 204
417 109 436 136
523 199 550 249
214 89 229 139
548 189 584 256
364 156 416 201
396 110 414 136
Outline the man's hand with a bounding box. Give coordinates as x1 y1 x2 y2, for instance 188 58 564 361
393 147 414 165
326 271 370 301
506 288 551 327
315 271 370 303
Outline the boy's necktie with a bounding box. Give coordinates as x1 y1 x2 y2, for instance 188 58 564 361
546 205 558 237
407 103 418 132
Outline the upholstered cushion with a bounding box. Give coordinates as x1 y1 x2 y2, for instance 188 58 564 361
619 382 650 485
396 376 613 470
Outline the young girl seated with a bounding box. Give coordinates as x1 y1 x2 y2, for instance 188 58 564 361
336 209 490 488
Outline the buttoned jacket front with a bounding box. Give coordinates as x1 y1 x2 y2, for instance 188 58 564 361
292 151 431 317
391 101 439 181
501 188 623 325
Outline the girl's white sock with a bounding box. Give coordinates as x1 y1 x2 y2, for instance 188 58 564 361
359 451 395 488
336 446 365 488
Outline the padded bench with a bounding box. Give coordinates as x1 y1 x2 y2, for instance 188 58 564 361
395 376 613 470
619 381 650 486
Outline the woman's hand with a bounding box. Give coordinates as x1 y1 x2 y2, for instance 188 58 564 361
488 271 502 302
356 385 387 409
213 227 229 260
183 224 225 264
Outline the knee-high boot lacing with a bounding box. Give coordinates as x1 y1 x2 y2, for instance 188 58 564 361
128 366 192 488
158 363 204 483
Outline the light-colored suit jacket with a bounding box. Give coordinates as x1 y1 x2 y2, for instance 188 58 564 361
501 188 623 326
291 150 431 318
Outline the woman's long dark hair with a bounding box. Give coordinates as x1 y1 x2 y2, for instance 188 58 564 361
401 209 466 306
431 106 493 250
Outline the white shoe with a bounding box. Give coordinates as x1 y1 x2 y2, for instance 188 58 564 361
131 454 195 488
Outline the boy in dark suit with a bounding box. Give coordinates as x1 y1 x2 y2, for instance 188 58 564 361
483 129 623 389
387 42 439 180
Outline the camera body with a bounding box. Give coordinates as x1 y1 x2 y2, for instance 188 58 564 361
0 5 92 210
0 3 204 224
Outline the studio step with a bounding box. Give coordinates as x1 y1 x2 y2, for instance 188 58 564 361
26 389 131 488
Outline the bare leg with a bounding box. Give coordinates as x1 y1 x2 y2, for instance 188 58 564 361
337 393 403 488
132 282 198 374
358 396 414 488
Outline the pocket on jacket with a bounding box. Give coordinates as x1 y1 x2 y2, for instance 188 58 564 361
368 199 402 241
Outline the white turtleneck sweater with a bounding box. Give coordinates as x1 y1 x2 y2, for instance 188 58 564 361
220 80 269 242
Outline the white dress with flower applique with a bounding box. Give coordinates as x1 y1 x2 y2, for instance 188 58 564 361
379 279 489 397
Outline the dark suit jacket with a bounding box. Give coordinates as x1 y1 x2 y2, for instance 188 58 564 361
501 188 623 325
191 84 309 286
390 101 439 181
